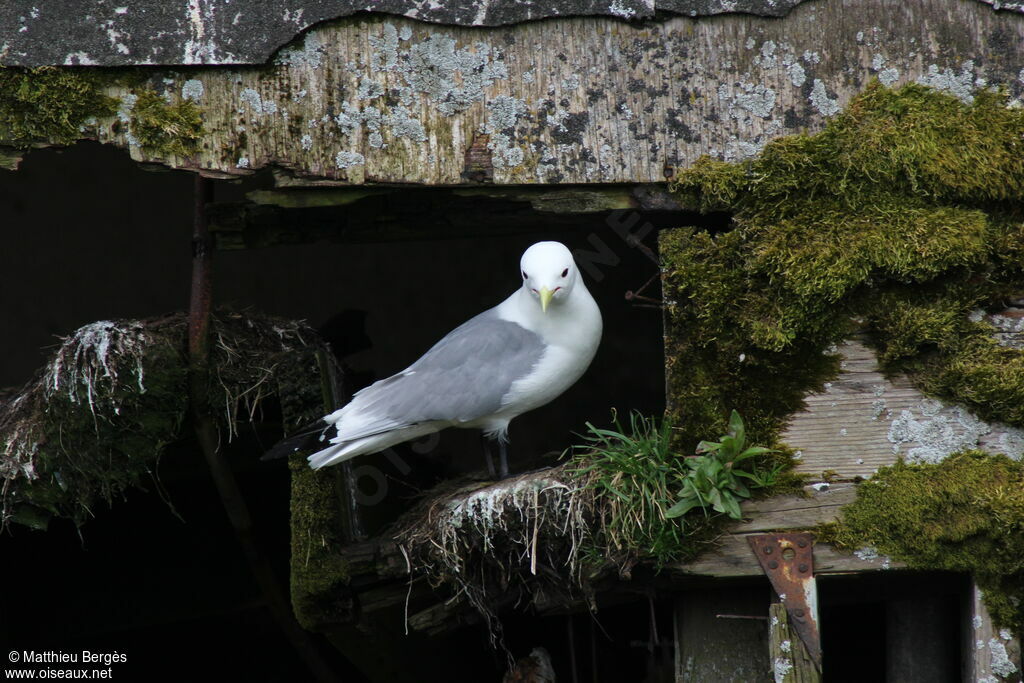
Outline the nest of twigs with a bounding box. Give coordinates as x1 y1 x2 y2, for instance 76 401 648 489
393 464 602 646
1 311 327 528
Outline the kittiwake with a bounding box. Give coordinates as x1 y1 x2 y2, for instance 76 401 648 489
304 241 602 476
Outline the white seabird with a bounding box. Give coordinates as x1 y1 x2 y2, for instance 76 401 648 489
306 241 602 476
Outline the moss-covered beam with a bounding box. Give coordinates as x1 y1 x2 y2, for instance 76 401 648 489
822 452 1024 634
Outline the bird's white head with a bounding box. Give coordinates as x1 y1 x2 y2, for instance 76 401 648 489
519 241 579 313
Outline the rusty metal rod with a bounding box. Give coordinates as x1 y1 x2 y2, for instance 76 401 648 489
187 175 336 682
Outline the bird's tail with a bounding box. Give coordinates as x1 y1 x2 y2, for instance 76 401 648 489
307 442 364 469
307 423 440 469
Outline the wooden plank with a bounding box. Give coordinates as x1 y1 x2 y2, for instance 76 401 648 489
732 484 856 533
675 588 772 682
967 582 1022 682
783 338 1024 480
46 1 1020 185
677 533 902 579
768 603 821 683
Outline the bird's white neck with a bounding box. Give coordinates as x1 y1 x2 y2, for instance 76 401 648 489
497 281 602 352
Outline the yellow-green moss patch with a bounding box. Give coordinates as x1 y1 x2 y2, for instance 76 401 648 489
129 89 203 157
289 460 352 631
663 82 1024 448
0 67 118 146
826 451 1024 632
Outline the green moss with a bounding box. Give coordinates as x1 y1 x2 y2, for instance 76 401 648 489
827 451 1024 632
663 82 1024 448
129 89 203 157
289 460 352 631
5 318 189 527
0 67 118 146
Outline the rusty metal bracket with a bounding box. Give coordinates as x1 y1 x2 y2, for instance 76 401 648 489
747 532 821 670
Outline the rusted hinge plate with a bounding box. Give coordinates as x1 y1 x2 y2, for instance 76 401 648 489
747 532 821 669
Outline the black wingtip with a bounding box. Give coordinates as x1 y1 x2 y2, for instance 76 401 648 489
261 420 332 461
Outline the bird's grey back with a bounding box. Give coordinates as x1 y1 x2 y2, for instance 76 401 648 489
351 309 545 431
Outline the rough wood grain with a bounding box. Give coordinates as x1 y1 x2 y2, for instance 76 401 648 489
677 533 901 578
768 603 821 683
731 484 855 534
782 338 1024 480
24 0 1023 185
967 583 1023 682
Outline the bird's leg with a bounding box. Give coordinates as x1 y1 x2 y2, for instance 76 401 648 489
481 433 497 478
498 439 510 479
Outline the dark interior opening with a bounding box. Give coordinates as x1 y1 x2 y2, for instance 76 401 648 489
1 141 690 680
820 571 968 683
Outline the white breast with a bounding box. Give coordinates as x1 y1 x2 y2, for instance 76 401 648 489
493 279 602 418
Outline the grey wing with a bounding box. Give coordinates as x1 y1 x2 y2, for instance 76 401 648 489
330 311 545 441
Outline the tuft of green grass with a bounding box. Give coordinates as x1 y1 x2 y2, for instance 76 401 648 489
571 410 785 568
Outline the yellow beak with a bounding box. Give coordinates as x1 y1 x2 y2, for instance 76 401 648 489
539 286 554 313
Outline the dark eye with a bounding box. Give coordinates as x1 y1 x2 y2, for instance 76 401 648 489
561 268 569 278
522 271 528 279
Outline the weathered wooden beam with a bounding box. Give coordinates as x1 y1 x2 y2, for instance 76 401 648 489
339 481 894 625
768 602 821 683
9 1 1020 185
671 484 905 579
783 336 1024 481
967 583 1023 682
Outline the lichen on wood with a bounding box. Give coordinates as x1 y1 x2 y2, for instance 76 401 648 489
7 0 1024 184
0 311 327 529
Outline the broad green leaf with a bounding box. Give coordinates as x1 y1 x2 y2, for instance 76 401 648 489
734 446 773 462
665 497 703 518
729 410 745 444
722 495 742 520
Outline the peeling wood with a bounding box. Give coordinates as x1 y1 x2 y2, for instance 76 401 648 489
782 338 1024 481
7 1 1023 185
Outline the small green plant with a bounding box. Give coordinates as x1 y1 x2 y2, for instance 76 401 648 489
571 410 706 566
572 409 784 566
666 410 778 520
